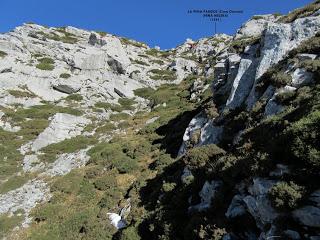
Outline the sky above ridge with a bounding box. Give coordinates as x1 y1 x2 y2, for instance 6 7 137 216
0 0 314 49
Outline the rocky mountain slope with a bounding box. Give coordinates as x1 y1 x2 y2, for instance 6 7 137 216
0 1 319 239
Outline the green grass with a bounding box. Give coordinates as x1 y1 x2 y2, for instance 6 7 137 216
8 90 36 98
95 122 116 134
0 174 32 194
145 49 172 58
132 59 150 66
0 50 8 58
148 69 177 81
95 99 135 112
66 94 83 102
96 31 107 37
36 57 55 71
109 112 131 121
0 213 24 239
36 30 78 44
120 38 146 48
279 0 320 23
118 98 136 110
39 136 98 163
60 73 71 79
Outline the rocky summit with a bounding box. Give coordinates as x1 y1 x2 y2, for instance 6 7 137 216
0 1 320 239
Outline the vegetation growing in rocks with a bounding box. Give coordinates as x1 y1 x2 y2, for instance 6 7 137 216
229 36 260 53
8 89 36 98
120 37 146 48
59 73 71 79
40 136 98 163
36 28 78 44
0 50 8 58
66 94 83 102
132 59 150 66
146 49 173 58
0 213 24 239
36 57 55 71
269 181 305 210
279 0 320 23
148 69 177 81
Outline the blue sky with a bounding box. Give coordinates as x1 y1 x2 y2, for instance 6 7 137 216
1 0 313 49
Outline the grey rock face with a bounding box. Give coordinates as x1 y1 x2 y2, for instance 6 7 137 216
225 194 247 218
293 206 320 228
246 15 320 109
189 180 222 212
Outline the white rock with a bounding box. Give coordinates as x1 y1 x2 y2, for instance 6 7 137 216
31 113 90 152
45 149 90 176
0 179 51 227
246 15 320 109
107 213 127 229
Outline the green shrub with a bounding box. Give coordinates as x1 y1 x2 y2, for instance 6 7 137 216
279 0 320 23
96 31 107 37
36 57 55 71
66 94 83 101
37 29 78 44
94 102 126 112
121 38 146 48
184 144 226 170
252 15 264 20
109 112 131 121
60 73 71 79
118 98 136 110
40 136 97 163
275 91 296 104
269 181 305 210
0 213 24 239
96 122 116 134
284 110 320 168
150 59 165 65
88 142 138 173
5 104 82 122
8 89 36 98
94 174 117 191
229 36 260 53
299 59 320 73
152 153 173 171
162 182 176 192
204 102 219 119
134 87 155 99
148 69 177 81
118 226 141 240
0 50 8 58
133 59 150 66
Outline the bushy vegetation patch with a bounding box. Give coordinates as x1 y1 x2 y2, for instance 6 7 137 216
279 0 320 23
59 73 71 79
36 57 55 71
66 94 83 102
36 29 78 44
8 89 36 98
148 69 177 81
269 181 305 211
0 50 8 58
